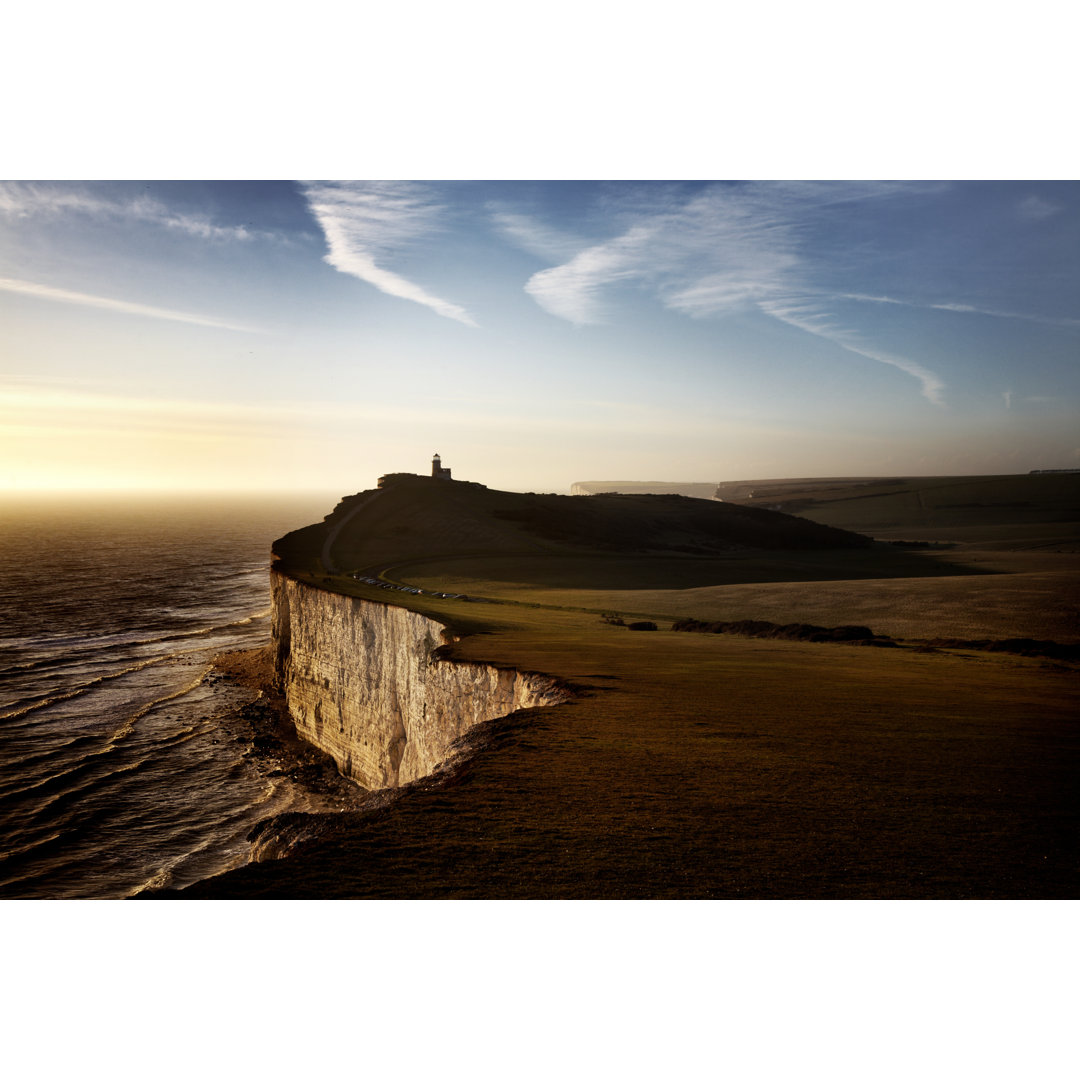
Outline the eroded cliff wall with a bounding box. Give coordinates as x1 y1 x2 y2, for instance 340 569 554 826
271 570 567 789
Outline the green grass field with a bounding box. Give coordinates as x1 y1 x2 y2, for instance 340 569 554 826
175 474 1080 899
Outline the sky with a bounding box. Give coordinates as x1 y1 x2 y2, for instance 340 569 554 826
1 179 1078 494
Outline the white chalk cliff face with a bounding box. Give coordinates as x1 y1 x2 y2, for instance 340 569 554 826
271 570 567 789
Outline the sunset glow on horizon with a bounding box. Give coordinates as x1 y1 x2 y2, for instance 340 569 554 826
2 180 1078 494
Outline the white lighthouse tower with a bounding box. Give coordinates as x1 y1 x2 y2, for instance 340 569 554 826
431 452 452 480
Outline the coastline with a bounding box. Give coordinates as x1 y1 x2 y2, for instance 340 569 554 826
146 645 370 885
143 478 1079 899
210 645 361 802
145 636 558 895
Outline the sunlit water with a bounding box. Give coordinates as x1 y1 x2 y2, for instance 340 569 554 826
0 492 342 898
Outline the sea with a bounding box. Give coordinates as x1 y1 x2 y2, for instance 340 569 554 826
0 491 351 899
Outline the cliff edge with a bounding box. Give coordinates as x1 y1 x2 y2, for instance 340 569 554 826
267 476 869 790
271 570 568 789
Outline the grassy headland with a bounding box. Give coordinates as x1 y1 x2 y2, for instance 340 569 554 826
169 474 1079 898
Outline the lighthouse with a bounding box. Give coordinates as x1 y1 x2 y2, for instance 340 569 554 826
431 453 452 481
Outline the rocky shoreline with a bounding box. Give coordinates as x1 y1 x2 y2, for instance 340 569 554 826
143 641 555 894
211 645 363 802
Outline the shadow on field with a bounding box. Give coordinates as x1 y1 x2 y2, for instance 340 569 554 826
411 544 994 592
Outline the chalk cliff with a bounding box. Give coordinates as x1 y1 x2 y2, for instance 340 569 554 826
270 570 568 789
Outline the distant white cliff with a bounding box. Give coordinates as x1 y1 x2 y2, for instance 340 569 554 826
570 480 719 499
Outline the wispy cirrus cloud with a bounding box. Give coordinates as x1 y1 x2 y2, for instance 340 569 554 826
0 181 258 242
488 209 588 263
842 292 1080 329
1017 194 1061 221
0 277 263 333
525 224 659 323
758 295 946 407
520 185 800 325
517 182 948 404
300 181 477 327
520 182 946 326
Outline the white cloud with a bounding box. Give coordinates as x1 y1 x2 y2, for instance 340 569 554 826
489 209 585 262
759 295 947 407
521 183 930 326
839 292 904 306
664 273 783 316
301 181 477 327
0 181 256 241
524 224 655 324
522 182 946 402
843 292 1080 329
0 277 263 333
523 185 804 325
931 301 980 313
1018 194 1061 221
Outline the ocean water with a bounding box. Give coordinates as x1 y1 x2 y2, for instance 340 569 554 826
0 492 344 899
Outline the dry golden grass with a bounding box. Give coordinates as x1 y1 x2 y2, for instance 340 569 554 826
718 472 1080 533
179 611 1079 899
166 478 1080 899
402 550 1080 643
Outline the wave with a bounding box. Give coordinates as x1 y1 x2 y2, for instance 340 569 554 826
0 733 109 793
0 654 182 721
0 713 210 804
229 608 272 626
105 668 217 743
0 493 332 898
0 608 272 718
0 607 272 676
126 786 287 897
0 833 69 896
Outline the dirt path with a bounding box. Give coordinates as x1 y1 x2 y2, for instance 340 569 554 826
319 490 382 573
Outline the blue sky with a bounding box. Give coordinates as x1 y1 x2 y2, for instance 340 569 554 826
1 180 1077 492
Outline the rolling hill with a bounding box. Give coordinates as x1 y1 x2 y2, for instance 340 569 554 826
275 474 871 577
161 472 1079 899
